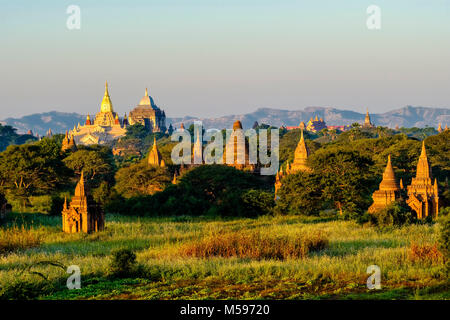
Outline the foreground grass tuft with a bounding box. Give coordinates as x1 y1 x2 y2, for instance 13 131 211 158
0 225 42 255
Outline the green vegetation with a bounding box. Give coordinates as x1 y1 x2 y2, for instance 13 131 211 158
0 213 447 300
0 124 38 152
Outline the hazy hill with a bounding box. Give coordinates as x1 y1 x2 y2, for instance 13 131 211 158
1 112 86 136
1 106 449 135
168 105 450 130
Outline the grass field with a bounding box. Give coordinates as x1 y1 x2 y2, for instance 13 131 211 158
0 213 448 300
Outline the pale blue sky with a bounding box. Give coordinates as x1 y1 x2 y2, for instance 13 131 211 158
1 0 449 118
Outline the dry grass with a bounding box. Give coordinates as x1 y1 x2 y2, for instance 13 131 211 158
0 225 42 255
179 229 329 260
408 242 443 264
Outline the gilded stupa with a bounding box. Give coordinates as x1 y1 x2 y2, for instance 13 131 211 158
406 141 439 219
70 82 127 145
148 137 165 167
368 155 401 213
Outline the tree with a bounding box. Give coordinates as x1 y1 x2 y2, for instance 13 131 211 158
0 139 67 209
274 171 323 216
310 148 374 216
114 162 172 198
63 146 115 188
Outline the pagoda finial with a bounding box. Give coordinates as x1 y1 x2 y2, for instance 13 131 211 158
420 140 427 158
145 88 148 96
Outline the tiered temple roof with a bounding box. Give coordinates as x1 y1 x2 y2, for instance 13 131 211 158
368 155 401 213
406 141 439 219
62 172 104 233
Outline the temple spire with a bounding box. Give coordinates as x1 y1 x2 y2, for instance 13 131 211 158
148 137 164 167
291 129 310 172
100 81 114 113
379 154 399 191
415 141 431 180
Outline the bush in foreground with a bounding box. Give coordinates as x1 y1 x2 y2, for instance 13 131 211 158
107 249 139 278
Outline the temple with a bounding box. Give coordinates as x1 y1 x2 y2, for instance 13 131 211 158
368 155 401 213
362 109 375 128
223 120 257 172
275 129 311 199
290 129 311 173
406 141 439 219
61 131 78 152
148 137 165 167
437 123 443 133
62 172 104 233
70 82 127 145
128 88 167 133
306 115 326 132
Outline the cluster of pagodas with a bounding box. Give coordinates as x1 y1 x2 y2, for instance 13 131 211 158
274 129 439 219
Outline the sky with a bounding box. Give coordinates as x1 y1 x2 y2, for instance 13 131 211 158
1 0 449 119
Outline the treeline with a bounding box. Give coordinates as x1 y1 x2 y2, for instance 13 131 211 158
0 123 448 221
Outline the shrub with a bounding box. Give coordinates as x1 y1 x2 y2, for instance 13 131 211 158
107 249 138 278
408 242 443 264
0 225 41 255
0 280 47 300
180 230 328 260
369 201 415 227
241 189 275 216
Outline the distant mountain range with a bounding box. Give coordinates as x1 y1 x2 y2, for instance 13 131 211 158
1 106 449 136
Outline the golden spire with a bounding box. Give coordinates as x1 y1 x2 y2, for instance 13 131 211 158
148 137 164 166
172 172 177 184
100 81 114 113
379 154 400 191
291 129 310 172
437 123 442 133
400 178 404 189
145 88 148 96
415 141 431 180
74 171 86 198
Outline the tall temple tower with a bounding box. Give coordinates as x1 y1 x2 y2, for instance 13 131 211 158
62 172 104 233
61 131 77 152
148 137 165 167
362 109 375 128
223 120 257 172
290 129 311 173
274 129 311 200
406 141 439 219
129 88 167 133
368 155 401 213
70 81 127 145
